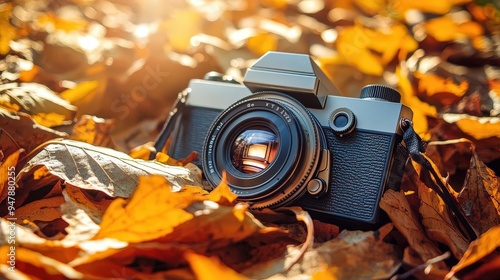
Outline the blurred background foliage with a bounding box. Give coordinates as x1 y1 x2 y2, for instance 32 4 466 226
0 0 500 172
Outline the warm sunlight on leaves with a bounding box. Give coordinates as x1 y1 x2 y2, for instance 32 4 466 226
424 14 484 42
1 0 500 279
92 175 206 242
186 252 249 280
0 4 16 55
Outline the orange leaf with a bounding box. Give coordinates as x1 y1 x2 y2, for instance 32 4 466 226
0 246 83 279
205 172 238 205
447 225 500 279
93 175 208 242
416 72 468 106
0 149 22 204
424 14 483 42
185 252 249 280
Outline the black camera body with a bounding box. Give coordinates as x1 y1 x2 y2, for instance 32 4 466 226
161 52 413 228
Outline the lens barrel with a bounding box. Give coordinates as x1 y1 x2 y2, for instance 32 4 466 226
202 92 325 209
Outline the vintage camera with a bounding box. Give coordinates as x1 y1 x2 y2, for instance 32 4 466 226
157 52 413 228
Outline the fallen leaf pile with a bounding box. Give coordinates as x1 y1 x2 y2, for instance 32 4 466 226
1 0 500 279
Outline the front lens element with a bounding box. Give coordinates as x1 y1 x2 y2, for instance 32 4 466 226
231 128 278 174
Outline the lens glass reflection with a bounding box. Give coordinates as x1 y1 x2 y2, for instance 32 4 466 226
230 128 278 174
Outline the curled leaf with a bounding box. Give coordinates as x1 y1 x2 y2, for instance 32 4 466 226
16 139 201 200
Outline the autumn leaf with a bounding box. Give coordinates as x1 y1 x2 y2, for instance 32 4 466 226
0 149 22 204
415 71 469 107
380 189 446 268
92 175 207 243
16 139 201 200
412 161 470 260
443 114 500 140
397 66 438 139
185 252 249 280
0 246 84 279
0 108 67 158
446 224 500 279
69 115 116 149
423 14 484 42
336 22 417 75
457 144 500 235
0 83 77 127
0 3 17 55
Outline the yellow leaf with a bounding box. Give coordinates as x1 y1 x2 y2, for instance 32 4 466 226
424 15 483 42
0 3 16 55
129 142 155 160
60 80 100 104
162 8 203 51
396 66 437 140
32 112 68 128
93 175 208 242
336 23 417 76
392 0 473 15
185 252 249 280
247 32 279 56
442 114 500 140
35 13 88 33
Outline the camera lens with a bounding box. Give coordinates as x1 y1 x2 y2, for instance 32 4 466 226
202 92 326 209
230 128 278 174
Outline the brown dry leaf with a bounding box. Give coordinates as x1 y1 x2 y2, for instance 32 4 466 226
424 14 484 42
380 189 445 267
16 139 201 200
0 83 77 127
62 184 113 224
457 145 500 235
446 224 500 279
0 108 67 157
14 196 65 223
246 224 399 279
413 161 470 260
69 115 116 149
401 247 451 280
186 252 249 280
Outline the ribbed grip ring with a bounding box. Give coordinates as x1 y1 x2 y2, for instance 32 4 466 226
360 84 401 103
